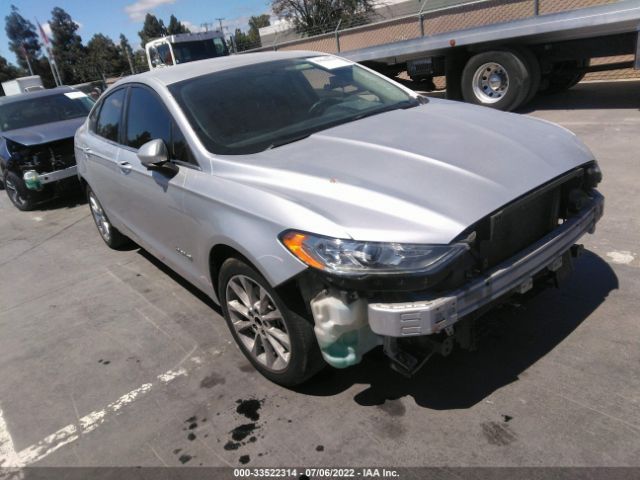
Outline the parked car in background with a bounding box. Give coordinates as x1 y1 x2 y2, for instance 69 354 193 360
75 52 604 386
0 86 94 210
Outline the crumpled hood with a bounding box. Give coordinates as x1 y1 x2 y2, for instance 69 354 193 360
1 117 85 147
218 98 594 244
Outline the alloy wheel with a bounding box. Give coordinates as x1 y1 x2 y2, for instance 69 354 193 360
472 62 510 104
88 190 112 243
225 274 291 372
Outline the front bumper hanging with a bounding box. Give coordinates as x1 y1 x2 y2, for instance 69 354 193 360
367 192 604 337
23 166 78 190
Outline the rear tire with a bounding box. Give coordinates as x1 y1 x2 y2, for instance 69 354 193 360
461 49 531 111
86 185 131 249
515 47 541 107
4 170 35 211
219 258 325 387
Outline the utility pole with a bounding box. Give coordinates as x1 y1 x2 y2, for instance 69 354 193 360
125 48 135 75
200 22 213 32
35 18 62 85
21 44 34 76
215 18 225 33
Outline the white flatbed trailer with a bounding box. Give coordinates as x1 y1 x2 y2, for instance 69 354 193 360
265 1 640 110
357 0 640 110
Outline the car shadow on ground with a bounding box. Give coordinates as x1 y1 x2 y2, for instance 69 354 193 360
295 251 618 410
412 80 640 111
32 189 87 211
521 80 640 112
136 248 223 315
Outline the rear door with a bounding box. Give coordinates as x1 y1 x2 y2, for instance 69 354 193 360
81 87 127 227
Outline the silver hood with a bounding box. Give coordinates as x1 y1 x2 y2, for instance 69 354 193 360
217 98 594 244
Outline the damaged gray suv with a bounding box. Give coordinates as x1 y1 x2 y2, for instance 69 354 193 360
75 51 604 386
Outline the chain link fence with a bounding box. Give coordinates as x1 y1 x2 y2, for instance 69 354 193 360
242 0 636 84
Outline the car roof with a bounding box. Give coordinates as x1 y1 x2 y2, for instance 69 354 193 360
0 86 77 106
114 50 327 88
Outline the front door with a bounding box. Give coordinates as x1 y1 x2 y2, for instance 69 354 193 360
115 85 197 279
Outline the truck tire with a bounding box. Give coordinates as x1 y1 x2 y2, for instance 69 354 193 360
541 60 588 95
461 49 531 111
4 170 35 211
219 257 325 387
515 47 541 107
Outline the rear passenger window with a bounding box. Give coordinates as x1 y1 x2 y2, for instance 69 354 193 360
125 87 171 149
95 89 125 142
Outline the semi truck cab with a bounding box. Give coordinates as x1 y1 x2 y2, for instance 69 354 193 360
145 31 229 70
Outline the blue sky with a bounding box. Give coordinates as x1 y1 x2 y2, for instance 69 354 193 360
0 0 273 64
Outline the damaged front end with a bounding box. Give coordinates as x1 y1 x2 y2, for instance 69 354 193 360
285 162 604 376
3 137 79 198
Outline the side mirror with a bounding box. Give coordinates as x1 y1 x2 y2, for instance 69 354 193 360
137 139 177 173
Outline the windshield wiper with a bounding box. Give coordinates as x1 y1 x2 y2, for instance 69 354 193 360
266 132 312 150
352 99 420 122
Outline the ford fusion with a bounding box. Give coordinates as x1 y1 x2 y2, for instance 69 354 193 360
74 52 604 386
1 87 94 210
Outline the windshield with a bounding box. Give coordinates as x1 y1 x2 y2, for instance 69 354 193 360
169 57 419 155
0 92 94 132
172 38 227 64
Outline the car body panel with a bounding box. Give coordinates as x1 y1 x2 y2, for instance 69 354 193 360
214 98 593 244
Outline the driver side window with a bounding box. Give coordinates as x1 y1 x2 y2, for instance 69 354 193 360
125 86 196 165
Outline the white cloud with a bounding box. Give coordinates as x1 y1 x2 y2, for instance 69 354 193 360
41 22 52 38
124 0 176 22
181 21 206 33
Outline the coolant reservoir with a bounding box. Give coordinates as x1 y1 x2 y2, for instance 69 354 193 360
23 170 42 191
310 290 381 368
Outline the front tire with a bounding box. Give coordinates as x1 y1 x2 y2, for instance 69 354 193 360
4 170 35 211
87 185 131 249
219 258 325 386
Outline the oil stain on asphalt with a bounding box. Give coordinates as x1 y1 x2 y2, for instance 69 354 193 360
481 421 517 446
236 398 263 421
222 398 265 464
200 372 226 388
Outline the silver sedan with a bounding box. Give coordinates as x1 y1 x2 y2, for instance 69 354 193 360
75 51 603 386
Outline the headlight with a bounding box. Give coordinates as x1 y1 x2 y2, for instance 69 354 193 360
584 161 602 189
280 230 468 276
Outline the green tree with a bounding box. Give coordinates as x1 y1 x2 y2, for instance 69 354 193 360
50 7 87 84
86 34 127 79
0 54 23 95
139 13 166 48
132 49 150 73
4 5 55 86
233 28 253 52
4 5 40 71
166 14 190 35
247 14 270 47
272 0 374 36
